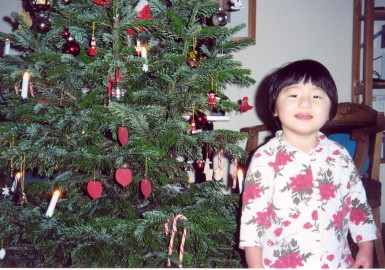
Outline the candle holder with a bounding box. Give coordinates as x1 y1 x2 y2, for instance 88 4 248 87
29 0 52 12
111 83 126 102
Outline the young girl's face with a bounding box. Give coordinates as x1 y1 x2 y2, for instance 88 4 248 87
274 80 331 138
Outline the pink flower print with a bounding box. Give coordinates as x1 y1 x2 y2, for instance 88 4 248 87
289 170 313 191
273 253 304 268
326 156 335 162
274 227 283 236
303 222 312 229
332 210 343 229
268 151 293 171
319 183 336 201
346 181 351 189
312 210 318 221
267 239 274 247
316 147 323 153
242 183 262 204
255 211 271 228
344 254 354 266
254 152 261 158
264 258 271 266
289 213 299 219
320 134 327 140
283 220 291 227
321 263 330 269
356 235 363 242
332 149 340 155
350 208 369 225
327 254 334 261
266 202 276 219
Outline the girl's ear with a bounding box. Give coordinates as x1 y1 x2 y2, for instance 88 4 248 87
273 111 278 117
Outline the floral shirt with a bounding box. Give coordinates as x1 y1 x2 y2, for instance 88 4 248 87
239 131 380 268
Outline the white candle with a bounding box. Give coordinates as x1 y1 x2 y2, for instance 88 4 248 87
141 47 147 59
3 39 10 55
237 169 244 194
11 172 21 192
21 72 30 99
45 190 60 217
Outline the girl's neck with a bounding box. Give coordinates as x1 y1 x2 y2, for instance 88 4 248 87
280 130 319 153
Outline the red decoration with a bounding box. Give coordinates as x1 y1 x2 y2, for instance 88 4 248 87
88 37 97 56
62 27 70 39
239 96 253 112
190 119 196 134
62 37 80 56
207 91 217 105
115 168 132 187
87 181 103 199
196 160 204 168
93 0 111 5
117 127 129 146
126 0 154 34
141 178 152 198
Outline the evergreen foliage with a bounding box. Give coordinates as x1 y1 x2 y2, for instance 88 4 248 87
0 0 255 267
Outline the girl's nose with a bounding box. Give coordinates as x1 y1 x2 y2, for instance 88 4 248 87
299 96 311 108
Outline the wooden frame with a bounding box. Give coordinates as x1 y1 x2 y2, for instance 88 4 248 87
216 0 256 41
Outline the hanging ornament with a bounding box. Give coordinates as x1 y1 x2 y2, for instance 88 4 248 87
2 186 10 197
213 149 225 181
239 96 253 112
62 36 80 56
62 26 70 39
141 178 152 199
93 0 111 5
126 0 154 34
115 168 132 187
135 39 142 56
190 104 197 134
207 90 217 106
33 14 51 34
212 8 228 27
196 160 204 169
14 154 28 205
62 0 72 4
117 126 129 146
30 0 52 12
87 180 102 199
88 22 97 56
203 157 213 181
0 247 5 260
186 35 200 68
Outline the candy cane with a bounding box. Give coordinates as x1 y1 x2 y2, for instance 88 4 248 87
166 214 188 268
232 158 238 189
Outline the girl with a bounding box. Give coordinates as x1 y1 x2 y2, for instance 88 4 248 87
239 59 380 268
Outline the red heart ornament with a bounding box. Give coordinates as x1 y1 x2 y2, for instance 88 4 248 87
117 127 129 146
141 178 152 199
87 181 103 199
115 168 132 187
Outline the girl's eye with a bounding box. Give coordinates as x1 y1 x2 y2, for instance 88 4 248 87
313 95 321 99
289 94 297 98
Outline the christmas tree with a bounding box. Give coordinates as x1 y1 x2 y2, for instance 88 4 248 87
0 0 255 267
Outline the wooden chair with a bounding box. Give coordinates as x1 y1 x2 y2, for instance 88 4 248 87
240 102 385 267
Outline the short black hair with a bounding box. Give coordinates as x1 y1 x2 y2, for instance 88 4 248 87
267 59 338 120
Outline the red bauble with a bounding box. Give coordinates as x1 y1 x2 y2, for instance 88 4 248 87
62 37 80 56
141 178 152 198
115 168 132 187
117 127 129 146
87 181 103 199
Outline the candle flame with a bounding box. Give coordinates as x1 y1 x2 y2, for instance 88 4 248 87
15 172 21 180
53 190 61 197
237 169 243 179
23 71 30 79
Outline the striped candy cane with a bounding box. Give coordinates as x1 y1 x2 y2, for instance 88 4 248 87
232 158 238 189
166 214 188 268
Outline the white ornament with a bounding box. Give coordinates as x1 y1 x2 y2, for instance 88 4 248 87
230 0 244 10
2 186 10 197
0 248 5 260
